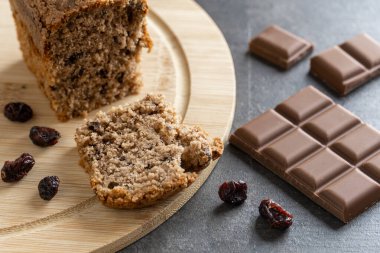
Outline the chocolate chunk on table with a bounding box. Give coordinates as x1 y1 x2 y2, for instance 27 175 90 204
229 86 380 223
310 34 380 96
249 25 313 70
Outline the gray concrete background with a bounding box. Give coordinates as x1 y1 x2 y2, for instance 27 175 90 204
121 0 380 252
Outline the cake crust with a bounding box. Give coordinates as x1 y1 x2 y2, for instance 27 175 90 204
75 94 224 208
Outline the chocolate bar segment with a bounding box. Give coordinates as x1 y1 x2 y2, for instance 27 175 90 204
290 149 351 191
275 85 333 124
229 86 380 222
233 110 293 149
310 34 380 96
360 153 380 183
340 34 380 69
331 125 380 164
303 105 361 144
263 129 321 169
319 169 379 221
249 25 313 70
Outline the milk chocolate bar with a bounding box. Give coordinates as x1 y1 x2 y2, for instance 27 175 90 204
249 25 313 69
310 34 380 96
229 86 380 223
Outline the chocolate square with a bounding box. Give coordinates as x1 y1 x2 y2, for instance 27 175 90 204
331 125 380 164
319 169 380 221
340 34 380 69
275 85 333 124
232 110 293 149
249 25 313 69
303 105 361 144
290 149 351 190
263 129 321 169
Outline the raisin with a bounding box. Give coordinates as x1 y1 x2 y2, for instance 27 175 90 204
108 182 119 189
66 52 83 65
38 176 60 200
97 69 108 78
218 180 247 205
88 121 101 132
127 6 134 23
259 199 293 229
1 153 35 182
116 72 125 83
29 126 61 147
4 102 33 122
124 48 132 55
144 163 153 169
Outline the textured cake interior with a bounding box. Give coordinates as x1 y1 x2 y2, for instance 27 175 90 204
10 0 152 121
75 94 223 208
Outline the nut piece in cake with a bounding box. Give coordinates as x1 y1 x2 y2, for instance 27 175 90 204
9 0 152 121
75 94 224 208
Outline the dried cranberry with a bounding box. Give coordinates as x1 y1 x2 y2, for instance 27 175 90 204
108 182 119 189
1 153 35 182
218 180 247 205
4 102 33 122
259 199 293 229
29 126 61 147
38 176 60 200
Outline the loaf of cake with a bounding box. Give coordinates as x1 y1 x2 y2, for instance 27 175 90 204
75 94 224 208
9 0 152 121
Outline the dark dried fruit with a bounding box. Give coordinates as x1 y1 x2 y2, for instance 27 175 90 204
29 126 61 147
218 180 247 205
65 52 83 65
1 153 35 182
38 176 60 200
116 72 125 83
108 182 119 189
259 199 293 229
4 102 33 122
97 69 108 78
88 121 101 132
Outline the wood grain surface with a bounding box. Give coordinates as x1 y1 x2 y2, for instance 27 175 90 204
0 0 236 252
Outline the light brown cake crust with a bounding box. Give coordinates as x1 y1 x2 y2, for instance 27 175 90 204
75 94 224 208
9 0 152 121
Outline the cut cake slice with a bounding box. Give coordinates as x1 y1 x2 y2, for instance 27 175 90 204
75 94 224 208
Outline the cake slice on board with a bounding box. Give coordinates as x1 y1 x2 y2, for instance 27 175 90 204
75 94 223 208
9 0 152 121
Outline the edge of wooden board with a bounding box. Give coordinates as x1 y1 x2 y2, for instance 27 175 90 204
100 0 236 251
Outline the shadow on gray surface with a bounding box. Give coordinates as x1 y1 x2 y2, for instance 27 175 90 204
254 216 289 241
212 202 245 216
245 51 287 72
228 144 345 230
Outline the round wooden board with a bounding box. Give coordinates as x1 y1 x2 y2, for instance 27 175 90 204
0 0 235 252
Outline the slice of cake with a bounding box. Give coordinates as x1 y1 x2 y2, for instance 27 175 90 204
9 0 152 121
75 94 224 208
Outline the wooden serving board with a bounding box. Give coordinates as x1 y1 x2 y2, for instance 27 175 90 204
0 0 235 252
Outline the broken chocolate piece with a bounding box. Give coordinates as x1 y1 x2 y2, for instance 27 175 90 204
310 34 380 96
249 25 313 69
